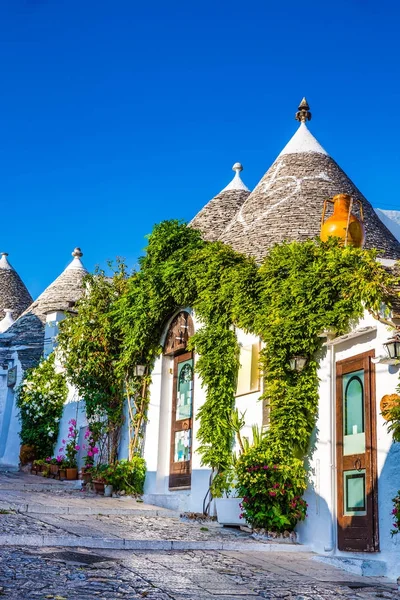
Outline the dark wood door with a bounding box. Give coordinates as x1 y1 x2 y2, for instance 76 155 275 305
336 350 379 552
169 352 194 489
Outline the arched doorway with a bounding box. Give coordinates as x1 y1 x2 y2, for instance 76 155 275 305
164 311 194 489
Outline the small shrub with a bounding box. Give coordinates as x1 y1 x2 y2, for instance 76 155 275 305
103 458 146 495
236 445 308 532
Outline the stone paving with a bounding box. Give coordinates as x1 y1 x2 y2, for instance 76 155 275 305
0 547 399 600
1 472 399 598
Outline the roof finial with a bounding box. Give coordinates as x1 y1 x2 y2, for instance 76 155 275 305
232 162 243 174
295 97 311 123
72 247 83 258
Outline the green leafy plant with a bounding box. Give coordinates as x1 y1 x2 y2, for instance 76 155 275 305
16 353 68 459
236 444 308 531
103 458 146 495
57 261 130 464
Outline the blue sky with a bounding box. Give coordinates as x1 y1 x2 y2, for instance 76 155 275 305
1 0 399 297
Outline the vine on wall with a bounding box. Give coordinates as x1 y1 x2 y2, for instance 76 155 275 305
114 222 398 480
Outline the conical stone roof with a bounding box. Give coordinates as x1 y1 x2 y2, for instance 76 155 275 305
189 163 251 242
20 248 88 323
0 252 33 321
220 101 400 262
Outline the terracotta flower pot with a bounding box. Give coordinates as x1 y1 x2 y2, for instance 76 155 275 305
50 465 59 478
81 471 92 485
59 469 66 480
66 468 78 480
93 480 105 495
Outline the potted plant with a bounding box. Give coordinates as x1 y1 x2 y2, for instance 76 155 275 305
212 464 245 526
80 429 99 485
61 419 80 480
91 464 108 494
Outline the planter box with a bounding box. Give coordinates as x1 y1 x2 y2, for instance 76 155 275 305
66 468 78 480
215 497 246 526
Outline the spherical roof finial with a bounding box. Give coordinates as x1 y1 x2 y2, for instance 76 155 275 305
295 97 312 123
72 247 83 259
232 162 243 174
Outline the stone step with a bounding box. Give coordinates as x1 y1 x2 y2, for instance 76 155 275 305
0 533 312 552
315 555 387 577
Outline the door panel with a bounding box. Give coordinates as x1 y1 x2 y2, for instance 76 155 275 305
336 350 379 552
169 352 194 489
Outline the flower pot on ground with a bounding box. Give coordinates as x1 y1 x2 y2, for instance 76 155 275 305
50 464 59 478
104 484 113 497
66 467 78 480
81 469 92 485
215 497 246 526
93 480 105 495
59 468 66 480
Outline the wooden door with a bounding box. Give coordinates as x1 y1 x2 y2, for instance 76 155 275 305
336 350 379 552
169 352 194 489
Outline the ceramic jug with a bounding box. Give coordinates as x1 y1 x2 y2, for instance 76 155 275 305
320 194 365 247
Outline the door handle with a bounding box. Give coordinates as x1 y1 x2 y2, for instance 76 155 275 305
354 458 362 471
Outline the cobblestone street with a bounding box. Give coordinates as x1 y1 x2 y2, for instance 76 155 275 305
0 473 399 599
0 547 399 600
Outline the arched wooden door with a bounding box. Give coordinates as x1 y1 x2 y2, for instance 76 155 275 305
164 312 194 490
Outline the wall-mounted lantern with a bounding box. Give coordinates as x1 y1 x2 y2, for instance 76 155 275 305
383 333 400 360
134 364 146 377
289 356 308 372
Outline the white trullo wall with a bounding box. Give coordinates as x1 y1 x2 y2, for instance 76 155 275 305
296 311 400 580
142 311 263 513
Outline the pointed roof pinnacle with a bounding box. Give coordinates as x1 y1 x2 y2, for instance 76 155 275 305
0 252 14 271
295 97 312 123
66 247 86 271
221 163 250 192
72 247 83 259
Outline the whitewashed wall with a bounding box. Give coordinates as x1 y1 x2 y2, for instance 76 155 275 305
0 351 23 469
297 311 400 580
142 315 263 513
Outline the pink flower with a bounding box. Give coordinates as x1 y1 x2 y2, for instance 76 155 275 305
62 439 66 444
45 457 51 462
273 483 279 488
58 447 64 452
75 445 80 451
87 450 93 457
69 419 76 426
273 465 278 470
92 447 99 454
392 508 398 515
269 491 277 497
84 430 91 439
263 465 269 470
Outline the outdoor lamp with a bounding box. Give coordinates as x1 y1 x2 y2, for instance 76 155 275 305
134 364 146 377
383 334 400 360
289 356 308 372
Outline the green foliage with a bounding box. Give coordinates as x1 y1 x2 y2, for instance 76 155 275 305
236 444 308 531
92 458 146 495
391 490 400 536
57 260 129 463
56 216 398 533
16 353 68 459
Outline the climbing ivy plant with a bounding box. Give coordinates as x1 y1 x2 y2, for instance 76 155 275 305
113 221 398 478
54 218 398 527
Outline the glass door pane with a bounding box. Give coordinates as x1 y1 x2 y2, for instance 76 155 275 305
343 369 365 456
343 469 367 516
